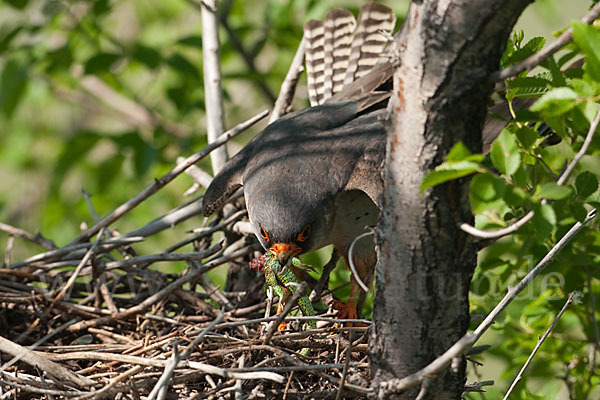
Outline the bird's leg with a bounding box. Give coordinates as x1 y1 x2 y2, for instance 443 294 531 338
332 276 360 327
332 255 371 328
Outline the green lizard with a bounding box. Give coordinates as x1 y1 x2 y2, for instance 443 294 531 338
250 253 317 331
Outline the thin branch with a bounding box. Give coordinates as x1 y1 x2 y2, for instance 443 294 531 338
0 319 77 374
557 110 600 185
178 157 213 191
269 37 306 123
0 335 94 388
336 331 354 400
7 236 144 270
67 245 255 331
262 282 309 345
201 0 228 174
472 209 595 339
46 228 105 314
148 313 226 400
348 230 374 292
491 2 600 81
0 222 56 251
502 293 575 399
460 210 534 239
68 109 268 245
102 244 222 271
122 199 204 240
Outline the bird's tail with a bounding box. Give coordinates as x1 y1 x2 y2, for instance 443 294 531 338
304 2 396 107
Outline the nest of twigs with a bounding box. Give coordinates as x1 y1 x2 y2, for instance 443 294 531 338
0 149 373 400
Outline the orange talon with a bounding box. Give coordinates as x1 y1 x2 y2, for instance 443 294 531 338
276 302 286 331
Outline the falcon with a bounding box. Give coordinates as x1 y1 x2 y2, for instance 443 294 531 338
201 3 555 322
203 3 395 323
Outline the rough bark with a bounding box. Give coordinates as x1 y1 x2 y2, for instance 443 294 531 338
370 1 532 398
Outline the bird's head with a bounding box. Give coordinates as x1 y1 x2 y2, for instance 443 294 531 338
246 185 335 265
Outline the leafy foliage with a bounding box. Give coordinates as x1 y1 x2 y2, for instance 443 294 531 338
426 24 600 399
0 0 598 399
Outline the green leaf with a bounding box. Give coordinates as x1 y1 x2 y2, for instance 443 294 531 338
569 201 589 222
5 0 29 9
51 132 102 192
533 203 556 239
45 44 73 73
131 44 162 70
504 36 546 66
570 77 600 98
530 87 578 117
166 53 201 81
535 182 572 200
490 129 520 175
0 59 28 118
504 186 530 207
0 26 23 53
508 75 550 98
541 56 566 87
446 142 471 161
92 0 112 15
575 171 599 198
470 173 507 214
84 53 121 75
572 21 600 82
420 161 481 193
515 125 539 149
178 35 203 48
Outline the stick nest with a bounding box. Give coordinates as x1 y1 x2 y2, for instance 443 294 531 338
0 210 372 399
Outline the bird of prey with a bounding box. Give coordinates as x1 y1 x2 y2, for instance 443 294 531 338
203 3 397 323
201 2 555 322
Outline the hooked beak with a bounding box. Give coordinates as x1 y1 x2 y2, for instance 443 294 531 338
270 243 301 265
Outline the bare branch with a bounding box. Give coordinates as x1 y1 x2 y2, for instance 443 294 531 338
557 109 600 185
502 293 575 399
68 110 268 245
269 38 306 123
148 312 226 400
0 335 94 388
0 222 57 251
201 0 228 174
472 209 595 340
262 282 309 345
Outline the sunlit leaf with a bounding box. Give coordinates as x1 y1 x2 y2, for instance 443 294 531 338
420 161 482 193
0 59 28 118
575 171 599 198
535 182 572 200
470 173 507 214
530 87 578 117
490 129 520 175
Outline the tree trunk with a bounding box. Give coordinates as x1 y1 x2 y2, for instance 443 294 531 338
370 1 532 398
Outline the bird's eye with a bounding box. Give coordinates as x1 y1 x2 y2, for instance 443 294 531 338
259 225 270 242
296 225 311 242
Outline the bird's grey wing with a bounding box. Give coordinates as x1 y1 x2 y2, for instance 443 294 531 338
242 104 386 210
339 109 388 207
202 146 250 216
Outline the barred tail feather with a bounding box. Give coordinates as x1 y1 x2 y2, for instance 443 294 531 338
344 2 396 85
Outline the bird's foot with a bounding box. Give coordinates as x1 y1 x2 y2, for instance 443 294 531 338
276 303 286 331
331 299 367 328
